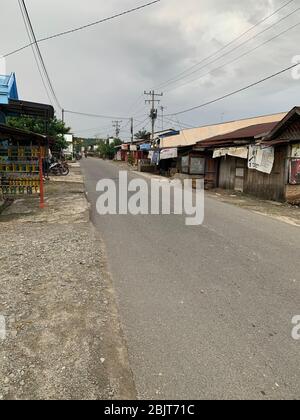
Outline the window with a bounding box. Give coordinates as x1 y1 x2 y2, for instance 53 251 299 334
181 156 189 173
190 157 205 175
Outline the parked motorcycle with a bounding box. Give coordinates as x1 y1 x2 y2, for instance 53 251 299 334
49 160 69 176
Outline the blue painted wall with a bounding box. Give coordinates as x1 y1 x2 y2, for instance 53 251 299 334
0 73 19 104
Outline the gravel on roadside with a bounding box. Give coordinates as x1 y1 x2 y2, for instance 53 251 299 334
0 173 136 400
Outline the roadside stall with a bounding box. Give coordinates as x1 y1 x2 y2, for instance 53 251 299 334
0 124 48 208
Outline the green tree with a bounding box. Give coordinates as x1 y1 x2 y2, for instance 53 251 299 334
134 130 150 140
97 138 121 160
7 116 71 153
113 138 122 147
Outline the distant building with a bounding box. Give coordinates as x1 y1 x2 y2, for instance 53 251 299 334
64 134 74 156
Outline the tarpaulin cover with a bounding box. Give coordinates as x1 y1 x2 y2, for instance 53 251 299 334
140 143 151 151
213 147 248 159
160 148 178 160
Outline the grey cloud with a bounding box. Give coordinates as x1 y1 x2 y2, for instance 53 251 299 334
1 0 299 136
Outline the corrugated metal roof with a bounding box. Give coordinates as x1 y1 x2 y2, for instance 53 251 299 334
0 99 54 120
199 122 279 147
0 124 47 142
160 112 287 148
263 107 300 142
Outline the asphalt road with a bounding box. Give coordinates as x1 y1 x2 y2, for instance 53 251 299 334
81 158 300 400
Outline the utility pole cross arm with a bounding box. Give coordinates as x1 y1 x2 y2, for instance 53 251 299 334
144 90 163 141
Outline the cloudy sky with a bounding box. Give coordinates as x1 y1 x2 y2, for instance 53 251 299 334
1 0 300 139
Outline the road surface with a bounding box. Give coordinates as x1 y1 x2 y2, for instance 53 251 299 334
81 158 300 400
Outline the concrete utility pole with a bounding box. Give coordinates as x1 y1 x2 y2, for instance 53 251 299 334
144 90 163 141
112 120 122 139
131 117 134 144
160 106 165 131
62 109 65 123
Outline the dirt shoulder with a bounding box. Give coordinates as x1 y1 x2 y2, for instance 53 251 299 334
0 164 136 400
206 189 300 227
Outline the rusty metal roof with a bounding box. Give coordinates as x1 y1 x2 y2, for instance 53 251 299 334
0 124 48 142
160 112 287 148
0 99 54 120
263 106 300 143
199 121 279 148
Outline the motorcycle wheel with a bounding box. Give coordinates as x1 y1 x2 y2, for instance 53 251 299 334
50 169 60 176
60 166 69 176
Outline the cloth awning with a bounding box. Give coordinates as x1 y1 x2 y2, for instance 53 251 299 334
213 146 248 159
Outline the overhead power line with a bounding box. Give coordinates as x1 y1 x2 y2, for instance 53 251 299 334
112 120 122 138
18 0 54 106
18 1 142 120
165 17 300 94
5 0 161 58
75 123 113 134
134 116 151 130
162 4 300 92
128 0 297 119
18 1 131 122
127 94 145 115
160 116 196 129
154 0 295 90
19 0 62 110
167 62 300 116
65 110 130 120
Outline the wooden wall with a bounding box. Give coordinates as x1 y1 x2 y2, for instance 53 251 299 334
218 156 238 190
244 146 287 202
215 118 300 202
217 146 288 202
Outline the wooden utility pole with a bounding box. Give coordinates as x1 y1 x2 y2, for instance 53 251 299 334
144 90 163 141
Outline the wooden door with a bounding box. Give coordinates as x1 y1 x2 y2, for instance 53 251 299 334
235 158 245 192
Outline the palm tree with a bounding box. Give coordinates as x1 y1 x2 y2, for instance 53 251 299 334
134 130 150 140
